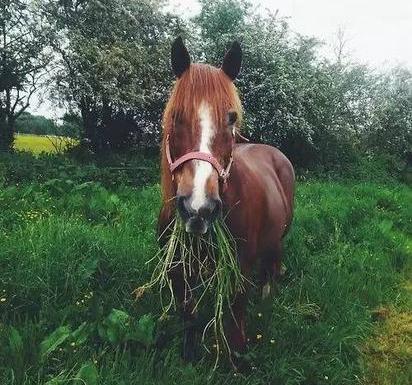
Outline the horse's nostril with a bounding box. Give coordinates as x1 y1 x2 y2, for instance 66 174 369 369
177 195 192 220
177 195 222 224
198 198 222 221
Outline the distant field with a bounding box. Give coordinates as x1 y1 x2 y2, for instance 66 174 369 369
14 134 77 154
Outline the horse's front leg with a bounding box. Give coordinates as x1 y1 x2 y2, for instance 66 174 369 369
181 300 198 362
227 290 248 354
169 267 199 362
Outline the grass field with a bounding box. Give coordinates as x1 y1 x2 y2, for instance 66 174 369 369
14 134 77 154
0 153 410 385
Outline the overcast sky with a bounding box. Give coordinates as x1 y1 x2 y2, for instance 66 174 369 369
169 0 412 67
31 0 412 117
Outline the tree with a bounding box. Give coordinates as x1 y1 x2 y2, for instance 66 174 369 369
194 0 328 165
43 0 183 151
0 0 51 151
15 112 58 136
193 0 401 167
367 68 412 158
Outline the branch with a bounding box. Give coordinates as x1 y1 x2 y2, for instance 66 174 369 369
10 89 24 115
14 73 42 118
4 30 32 48
4 11 25 36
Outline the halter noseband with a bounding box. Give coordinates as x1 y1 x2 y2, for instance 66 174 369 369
165 133 234 186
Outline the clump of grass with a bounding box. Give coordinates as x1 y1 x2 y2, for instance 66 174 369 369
135 216 245 366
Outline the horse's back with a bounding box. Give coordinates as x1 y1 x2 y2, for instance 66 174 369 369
224 143 295 255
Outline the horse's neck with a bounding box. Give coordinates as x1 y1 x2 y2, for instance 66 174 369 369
160 142 175 215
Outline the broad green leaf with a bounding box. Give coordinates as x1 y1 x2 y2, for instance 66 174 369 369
79 258 99 280
75 361 98 385
71 322 91 345
8 327 23 355
40 326 71 358
136 314 156 346
99 308 130 344
127 313 156 347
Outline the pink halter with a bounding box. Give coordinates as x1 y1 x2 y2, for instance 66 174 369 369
165 134 234 185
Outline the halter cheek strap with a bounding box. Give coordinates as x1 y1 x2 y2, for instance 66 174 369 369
165 134 234 185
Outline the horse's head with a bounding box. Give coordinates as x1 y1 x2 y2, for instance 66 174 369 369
162 37 242 235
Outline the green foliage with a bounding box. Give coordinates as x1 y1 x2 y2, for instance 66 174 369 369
60 112 82 138
15 112 82 138
75 361 98 385
137 217 244 365
1 0 410 166
42 0 181 150
98 309 156 346
0 150 159 188
0 0 52 151
15 112 58 136
366 67 412 157
193 0 411 167
0 152 410 384
40 326 72 359
8 327 23 356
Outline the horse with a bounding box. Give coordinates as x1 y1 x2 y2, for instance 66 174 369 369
158 37 295 362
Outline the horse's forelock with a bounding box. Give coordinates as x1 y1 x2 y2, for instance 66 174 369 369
163 63 242 133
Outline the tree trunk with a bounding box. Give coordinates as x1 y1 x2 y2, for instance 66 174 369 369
0 114 15 152
80 96 99 152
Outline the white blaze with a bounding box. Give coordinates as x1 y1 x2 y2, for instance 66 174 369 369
191 101 214 212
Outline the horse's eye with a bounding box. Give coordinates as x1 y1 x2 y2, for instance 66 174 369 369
227 111 237 126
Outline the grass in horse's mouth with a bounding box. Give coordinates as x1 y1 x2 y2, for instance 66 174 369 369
135 216 245 367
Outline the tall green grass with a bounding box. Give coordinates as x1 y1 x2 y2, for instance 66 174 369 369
0 154 410 384
136 217 245 367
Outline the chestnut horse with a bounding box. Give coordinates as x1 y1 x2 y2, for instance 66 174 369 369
158 37 295 361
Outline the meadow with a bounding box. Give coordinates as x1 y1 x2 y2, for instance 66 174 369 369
14 134 78 155
0 150 411 385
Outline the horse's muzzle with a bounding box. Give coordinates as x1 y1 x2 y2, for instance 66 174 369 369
177 195 222 235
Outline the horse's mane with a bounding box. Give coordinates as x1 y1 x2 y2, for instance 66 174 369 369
161 64 243 208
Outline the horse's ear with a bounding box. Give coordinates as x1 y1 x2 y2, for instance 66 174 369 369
171 37 191 78
221 41 242 81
